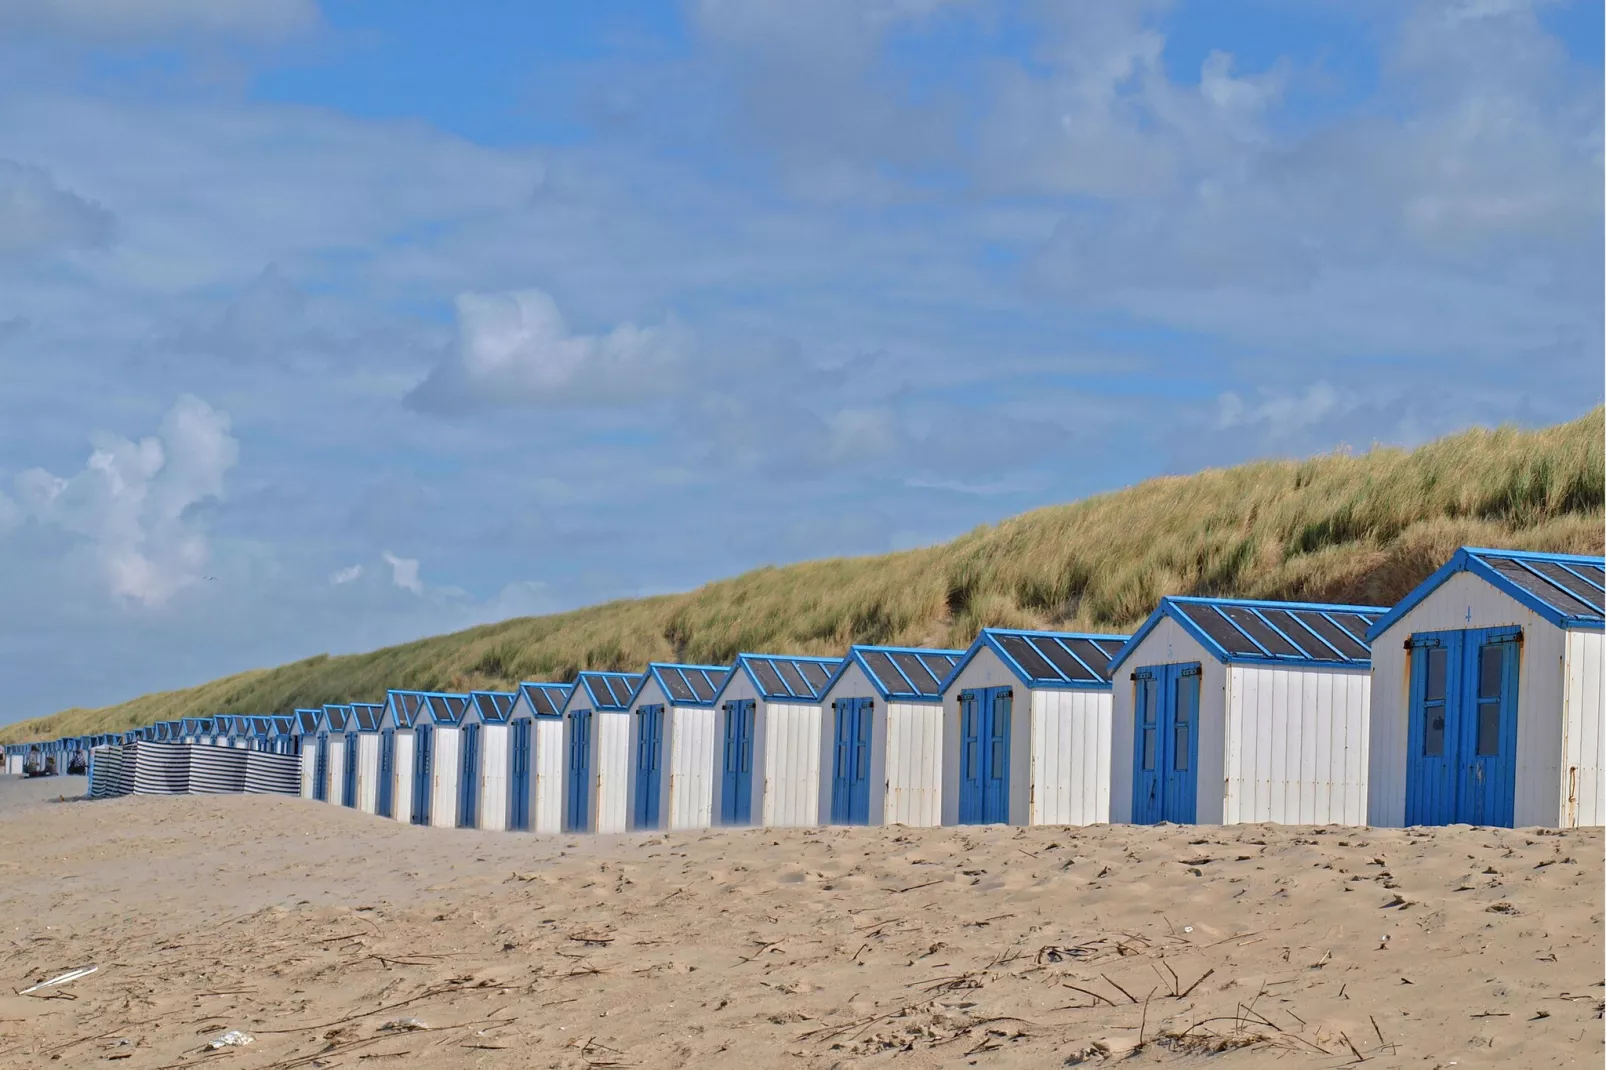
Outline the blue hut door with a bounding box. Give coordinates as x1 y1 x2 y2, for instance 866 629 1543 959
830 698 873 824
566 709 593 832
1406 629 1520 827
342 733 359 807
377 729 395 817
313 733 330 802
720 699 755 825
458 724 480 828
634 705 665 829
1130 664 1200 824
958 687 1011 824
509 720 531 830
411 725 433 825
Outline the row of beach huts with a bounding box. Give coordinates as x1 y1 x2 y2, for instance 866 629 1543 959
8 547 1603 830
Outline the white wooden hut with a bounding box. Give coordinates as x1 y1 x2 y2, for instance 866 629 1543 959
1366 547 1604 829
320 706 355 806
409 693 471 828
349 703 385 814
1109 597 1383 826
709 654 842 828
817 646 963 827
624 663 731 831
504 682 573 833
379 690 429 823
458 690 516 829
560 672 646 834
940 629 1130 827
294 709 324 800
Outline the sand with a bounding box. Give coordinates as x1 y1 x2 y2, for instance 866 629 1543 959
0 776 1599 1068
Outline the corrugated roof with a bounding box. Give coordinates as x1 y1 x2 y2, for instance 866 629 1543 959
1368 547 1605 638
514 682 573 718
1112 597 1385 672
643 663 730 707
827 646 964 700
572 672 645 711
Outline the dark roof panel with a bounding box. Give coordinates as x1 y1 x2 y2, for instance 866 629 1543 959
1063 638 1114 679
660 668 696 703
1031 636 1099 682
1219 605 1302 657
996 634 1062 682
1291 611 1368 661
1486 557 1602 619
1178 605 1264 657
890 651 942 695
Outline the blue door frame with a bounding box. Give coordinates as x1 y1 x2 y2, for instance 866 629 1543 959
566 709 593 832
411 725 434 826
341 733 359 807
720 699 755 825
958 687 1012 824
313 733 330 802
377 729 395 817
509 720 531 830
634 705 665 830
1131 663 1200 824
458 724 480 828
830 698 873 825
1405 627 1521 827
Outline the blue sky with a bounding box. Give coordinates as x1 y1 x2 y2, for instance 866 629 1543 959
0 0 1600 723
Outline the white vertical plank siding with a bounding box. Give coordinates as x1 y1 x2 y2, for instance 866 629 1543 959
760 702 824 828
392 732 415 824
1368 571 1569 827
883 701 944 826
1028 689 1111 826
356 734 380 814
430 727 460 829
479 725 509 831
667 706 716 830
532 719 564 834
593 712 632 834
1562 630 1604 827
1225 665 1369 826
299 746 316 799
326 737 347 804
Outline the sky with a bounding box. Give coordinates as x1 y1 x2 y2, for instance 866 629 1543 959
0 0 1600 723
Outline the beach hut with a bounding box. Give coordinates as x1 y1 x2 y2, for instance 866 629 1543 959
940 629 1131 827
1108 597 1382 826
5 745 23 776
348 703 384 813
317 706 354 807
504 682 574 833
406 693 471 828
623 663 731 831
294 708 324 800
1366 548 1604 828
708 654 842 829
817 646 964 827
455 690 516 830
377 690 429 822
560 672 647 833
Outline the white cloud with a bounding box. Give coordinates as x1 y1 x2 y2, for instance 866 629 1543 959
0 158 113 256
0 0 318 40
381 551 422 594
10 394 238 605
407 289 688 410
1216 382 1345 439
328 564 363 585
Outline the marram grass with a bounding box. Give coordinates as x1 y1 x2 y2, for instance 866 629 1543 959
5 409 1601 744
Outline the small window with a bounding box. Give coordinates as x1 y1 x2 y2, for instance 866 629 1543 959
1478 645 1503 700
1141 728 1155 771
1140 681 1157 726
1476 700 1500 757
1173 725 1190 771
1425 648 1447 703
1423 710 1445 757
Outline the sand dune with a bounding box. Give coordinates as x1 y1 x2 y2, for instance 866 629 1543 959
0 776 1599 1068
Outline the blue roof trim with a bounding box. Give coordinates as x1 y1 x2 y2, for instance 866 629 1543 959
1108 596 1386 673
383 690 432 728
641 663 732 708
466 690 517 724
568 671 646 712
823 645 966 701
940 629 1133 693
712 654 843 704
1367 547 1606 639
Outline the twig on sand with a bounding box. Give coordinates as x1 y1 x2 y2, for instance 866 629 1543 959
894 879 946 894
1178 967 1215 999
1060 983 1115 1007
1102 973 1140 1004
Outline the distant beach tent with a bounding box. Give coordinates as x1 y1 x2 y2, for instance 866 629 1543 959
941 629 1131 827
560 672 646 834
818 646 964 827
294 708 324 800
1367 548 1605 829
459 690 516 830
710 654 842 829
379 690 429 822
5 745 23 776
505 682 573 833
1110 597 1383 827
625 663 731 831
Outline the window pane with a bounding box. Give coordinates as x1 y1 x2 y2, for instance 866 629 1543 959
991 743 1005 779
1141 728 1155 771
1174 678 1193 725
1423 707 1445 756
1476 700 1501 756
1478 645 1503 700
1173 725 1190 771
1425 648 1447 702
965 741 977 776
1141 681 1156 726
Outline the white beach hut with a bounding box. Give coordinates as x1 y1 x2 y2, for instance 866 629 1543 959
409 693 471 828
624 663 731 831
560 672 647 834
504 682 574 833
379 690 430 823
349 703 385 813
320 705 354 806
1109 597 1383 826
458 690 516 829
940 629 1131 827
817 645 963 827
709 654 842 829
294 709 324 800
1366 547 1604 829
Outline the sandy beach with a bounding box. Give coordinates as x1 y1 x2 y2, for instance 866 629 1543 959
0 776 1599 1068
